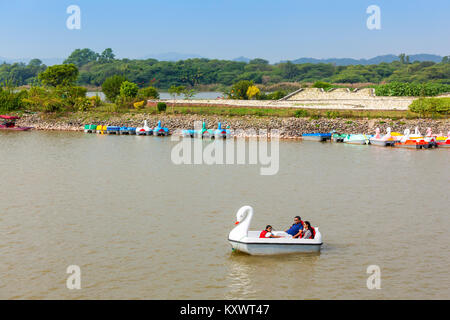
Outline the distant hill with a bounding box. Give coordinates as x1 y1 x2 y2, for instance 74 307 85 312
140 52 203 61
233 56 251 63
0 57 63 66
288 54 444 66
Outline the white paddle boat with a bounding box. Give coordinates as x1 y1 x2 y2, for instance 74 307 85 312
228 206 323 255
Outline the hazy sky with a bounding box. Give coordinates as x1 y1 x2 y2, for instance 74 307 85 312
0 0 449 62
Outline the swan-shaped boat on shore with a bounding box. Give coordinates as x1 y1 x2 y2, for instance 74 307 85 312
369 127 396 147
182 122 213 138
228 206 323 255
136 120 152 136
213 122 231 139
153 121 170 136
424 128 437 148
395 129 429 149
436 131 450 148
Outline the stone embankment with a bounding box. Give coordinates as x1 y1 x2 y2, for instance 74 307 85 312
17 113 450 139
152 88 449 110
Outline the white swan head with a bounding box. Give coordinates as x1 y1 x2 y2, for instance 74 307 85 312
229 206 253 241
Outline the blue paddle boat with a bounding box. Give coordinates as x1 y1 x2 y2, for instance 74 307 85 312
302 133 331 142
107 126 120 134
119 126 136 135
153 121 170 136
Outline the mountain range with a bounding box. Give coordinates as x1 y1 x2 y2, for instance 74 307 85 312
287 54 444 66
0 53 445 66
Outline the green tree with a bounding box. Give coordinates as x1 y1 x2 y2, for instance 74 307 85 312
98 48 115 63
168 85 185 100
119 81 139 98
102 75 126 102
139 86 160 99
38 64 79 87
64 48 99 67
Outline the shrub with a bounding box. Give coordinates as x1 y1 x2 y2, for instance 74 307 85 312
157 102 167 112
312 81 333 90
375 82 450 97
409 97 450 115
102 75 126 102
0 87 27 111
294 109 309 118
75 97 91 112
88 95 102 107
22 86 65 112
120 81 139 98
139 86 160 99
229 80 253 100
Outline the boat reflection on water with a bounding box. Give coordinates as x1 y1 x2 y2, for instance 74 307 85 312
225 251 320 299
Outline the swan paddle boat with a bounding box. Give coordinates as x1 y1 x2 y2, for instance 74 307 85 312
395 129 429 149
213 122 231 139
228 206 323 255
369 127 396 147
424 128 438 148
344 134 371 145
136 120 152 136
436 131 450 148
84 124 97 133
0 115 33 131
183 122 213 138
302 133 331 142
153 120 170 136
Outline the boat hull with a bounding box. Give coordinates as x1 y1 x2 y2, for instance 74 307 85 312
0 126 32 131
370 139 396 147
229 239 322 255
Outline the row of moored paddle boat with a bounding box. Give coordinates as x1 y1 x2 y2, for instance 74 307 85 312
85 121 232 139
303 127 450 149
84 121 170 136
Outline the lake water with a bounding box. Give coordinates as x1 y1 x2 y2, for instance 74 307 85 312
0 131 449 299
87 91 224 101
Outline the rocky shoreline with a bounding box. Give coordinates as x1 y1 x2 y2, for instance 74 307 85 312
17 113 450 139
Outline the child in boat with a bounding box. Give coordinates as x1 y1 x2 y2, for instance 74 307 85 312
301 221 313 239
259 225 283 238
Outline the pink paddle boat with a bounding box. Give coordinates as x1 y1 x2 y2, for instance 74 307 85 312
424 128 438 148
369 127 396 147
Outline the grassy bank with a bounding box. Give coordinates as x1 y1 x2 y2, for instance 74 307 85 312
85 104 446 120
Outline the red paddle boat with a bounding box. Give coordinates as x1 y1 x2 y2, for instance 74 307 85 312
0 115 33 131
